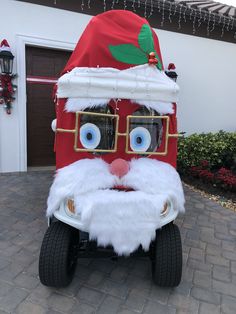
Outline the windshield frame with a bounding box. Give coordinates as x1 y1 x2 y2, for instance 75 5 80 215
56 111 178 155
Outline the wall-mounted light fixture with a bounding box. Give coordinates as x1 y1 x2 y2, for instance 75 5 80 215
165 63 178 82
0 40 17 114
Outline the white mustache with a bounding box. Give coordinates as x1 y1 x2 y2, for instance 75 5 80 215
47 158 185 216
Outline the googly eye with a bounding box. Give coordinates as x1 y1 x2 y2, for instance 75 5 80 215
129 127 151 152
80 123 101 149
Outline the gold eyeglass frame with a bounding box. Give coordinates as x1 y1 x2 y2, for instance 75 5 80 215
56 111 181 155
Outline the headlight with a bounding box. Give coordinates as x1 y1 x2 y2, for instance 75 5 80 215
160 202 170 217
65 199 81 219
67 199 75 214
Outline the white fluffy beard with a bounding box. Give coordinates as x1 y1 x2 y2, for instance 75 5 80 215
47 158 185 255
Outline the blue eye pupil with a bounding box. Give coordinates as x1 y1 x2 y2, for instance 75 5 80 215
136 136 142 144
86 132 93 140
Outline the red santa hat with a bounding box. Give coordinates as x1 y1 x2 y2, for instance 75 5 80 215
57 10 179 115
168 63 176 71
0 39 11 52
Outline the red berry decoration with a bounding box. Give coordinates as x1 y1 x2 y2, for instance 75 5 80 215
149 52 156 58
148 52 158 66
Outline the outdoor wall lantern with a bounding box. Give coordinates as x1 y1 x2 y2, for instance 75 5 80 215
165 63 178 82
0 40 17 114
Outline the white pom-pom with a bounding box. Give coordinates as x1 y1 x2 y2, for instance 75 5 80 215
51 119 57 132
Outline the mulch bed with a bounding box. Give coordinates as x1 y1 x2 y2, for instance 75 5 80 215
181 175 236 212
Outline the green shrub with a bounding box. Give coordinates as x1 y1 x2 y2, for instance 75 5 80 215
177 131 236 174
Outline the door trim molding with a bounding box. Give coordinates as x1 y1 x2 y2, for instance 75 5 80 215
16 35 74 171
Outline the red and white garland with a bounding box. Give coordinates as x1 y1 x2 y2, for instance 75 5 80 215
0 74 17 114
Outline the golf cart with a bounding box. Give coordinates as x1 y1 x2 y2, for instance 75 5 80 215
39 10 185 288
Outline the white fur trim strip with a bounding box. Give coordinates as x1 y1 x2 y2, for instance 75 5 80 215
47 158 185 255
65 98 174 115
57 64 179 105
130 99 174 115
65 98 110 112
0 46 11 52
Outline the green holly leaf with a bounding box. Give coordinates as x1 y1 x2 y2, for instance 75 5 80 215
138 24 154 53
138 24 162 71
109 44 148 65
109 24 163 71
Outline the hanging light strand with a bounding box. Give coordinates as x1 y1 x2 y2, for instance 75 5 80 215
148 0 154 18
198 8 202 28
231 17 234 30
218 14 222 25
230 17 234 30
178 4 183 29
158 0 161 13
111 0 116 10
210 13 216 33
189 7 194 21
173 1 177 16
168 1 173 23
161 0 166 27
207 13 211 36
144 0 148 17
81 0 85 10
221 16 226 37
183 5 187 23
84 0 236 39
192 9 197 34
226 16 231 31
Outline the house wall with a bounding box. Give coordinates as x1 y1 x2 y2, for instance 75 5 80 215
158 30 236 136
1 0 236 172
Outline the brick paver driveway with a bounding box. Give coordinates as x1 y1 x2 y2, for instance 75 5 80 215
0 172 236 314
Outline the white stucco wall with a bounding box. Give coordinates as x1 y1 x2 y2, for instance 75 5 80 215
157 29 236 135
0 0 91 172
0 0 236 172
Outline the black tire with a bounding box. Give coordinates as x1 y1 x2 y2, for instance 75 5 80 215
39 221 79 287
152 223 182 287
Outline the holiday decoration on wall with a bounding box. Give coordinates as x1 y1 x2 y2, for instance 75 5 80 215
165 63 178 81
0 40 17 114
77 0 236 41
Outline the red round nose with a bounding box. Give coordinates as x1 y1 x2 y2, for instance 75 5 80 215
110 158 130 177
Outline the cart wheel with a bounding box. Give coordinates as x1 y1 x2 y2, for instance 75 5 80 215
39 221 79 287
151 223 182 287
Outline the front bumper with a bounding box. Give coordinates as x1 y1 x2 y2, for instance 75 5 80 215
53 198 178 232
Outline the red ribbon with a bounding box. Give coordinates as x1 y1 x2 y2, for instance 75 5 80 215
0 74 16 114
0 74 14 98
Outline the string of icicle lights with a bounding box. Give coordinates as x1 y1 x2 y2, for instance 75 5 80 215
77 0 236 40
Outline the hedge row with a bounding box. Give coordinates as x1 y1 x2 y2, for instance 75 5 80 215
177 131 236 173
177 131 236 192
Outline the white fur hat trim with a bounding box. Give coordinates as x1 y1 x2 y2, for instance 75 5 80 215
58 64 179 114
